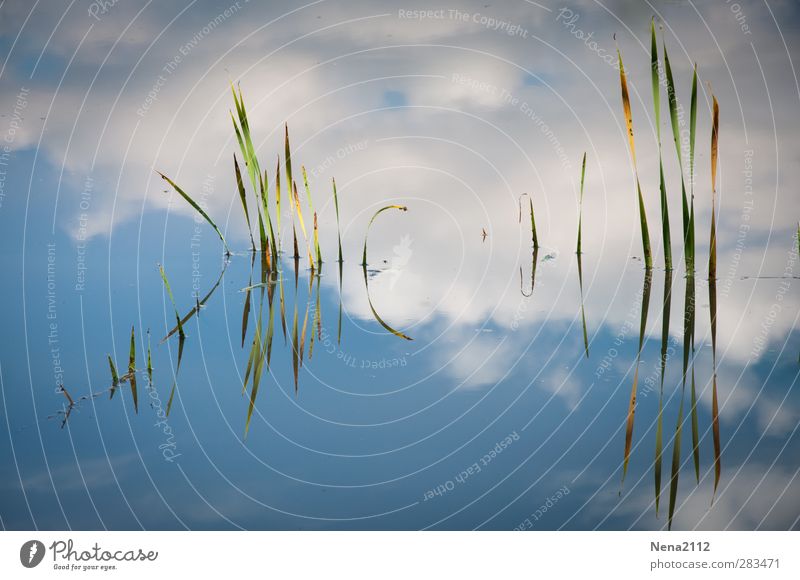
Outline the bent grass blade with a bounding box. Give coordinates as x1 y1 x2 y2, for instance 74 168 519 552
361 205 412 340
158 172 230 255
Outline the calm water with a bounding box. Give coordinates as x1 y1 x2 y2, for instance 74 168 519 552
0 0 799 530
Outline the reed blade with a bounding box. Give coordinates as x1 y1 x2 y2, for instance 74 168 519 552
710 94 719 282
108 355 119 399
242 275 252 348
128 326 138 414
651 26 672 271
332 178 343 263
233 153 257 252
302 166 322 267
617 48 653 269
158 172 229 255
576 153 587 255
709 95 721 500
291 181 315 269
146 331 153 386
165 333 185 417
690 363 700 483
337 258 344 344
362 264 413 341
668 395 684 530
663 44 692 271
158 264 185 340
520 247 539 298
655 269 673 515
622 268 652 485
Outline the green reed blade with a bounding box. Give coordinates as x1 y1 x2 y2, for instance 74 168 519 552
622 268 652 485
576 153 587 255
108 355 119 398
234 153 256 252
655 269 673 515
158 264 185 340
668 394 684 531
242 278 252 348
337 259 343 344
361 205 408 266
128 326 138 414
159 172 230 255
146 331 153 385
709 95 721 501
165 333 184 417
284 124 293 203
710 94 719 282
690 363 700 483
291 181 314 269
520 247 539 298
302 166 322 267
275 156 282 249
663 43 692 271
260 169 278 264
651 19 661 142
362 264 413 341
333 178 343 263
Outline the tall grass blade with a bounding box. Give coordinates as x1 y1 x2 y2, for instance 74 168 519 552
259 169 278 265
158 264 185 340
147 331 153 386
518 193 539 249
337 258 344 344
710 92 721 500
668 393 684 530
520 247 539 297
655 269 673 515
159 172 230 255
108 355 119 399
128 326 138 414
242 264 253 348
576 153 587 255
688 66 698 270
275 156 282 250
302 166 322 267
651 21 672 270
670 272 695 529
333 178 343 263
291 180 315 269
617 48 653 269
622 268 652 485
233 153 257 252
